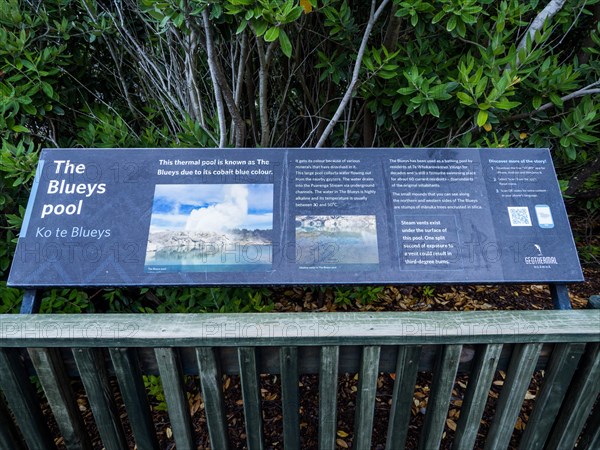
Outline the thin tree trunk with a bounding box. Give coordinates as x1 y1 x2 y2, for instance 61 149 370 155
202 9 227 147
255 37 278 147
383 4 402 52
185 30 204 125
245 53 260 145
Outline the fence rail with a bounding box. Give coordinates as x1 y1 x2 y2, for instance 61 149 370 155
1 310 599 450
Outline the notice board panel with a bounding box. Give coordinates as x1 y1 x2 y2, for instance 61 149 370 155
8 148 584 287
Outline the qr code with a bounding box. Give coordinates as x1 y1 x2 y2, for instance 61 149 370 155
507 207 532 226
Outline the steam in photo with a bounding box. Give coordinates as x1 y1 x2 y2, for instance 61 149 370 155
145 184 273 272
295 215 379 267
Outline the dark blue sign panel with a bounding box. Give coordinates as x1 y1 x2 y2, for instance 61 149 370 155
8 148 583 287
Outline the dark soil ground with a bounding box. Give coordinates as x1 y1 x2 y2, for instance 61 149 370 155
35 207 600 448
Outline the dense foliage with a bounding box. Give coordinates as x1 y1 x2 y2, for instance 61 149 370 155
1 0 599 308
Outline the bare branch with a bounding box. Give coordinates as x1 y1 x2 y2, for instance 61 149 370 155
506 79 600 121
315 0 391 148
516 0 567 63
202 9 227 147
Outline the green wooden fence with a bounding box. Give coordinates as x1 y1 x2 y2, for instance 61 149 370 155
1 310 599 449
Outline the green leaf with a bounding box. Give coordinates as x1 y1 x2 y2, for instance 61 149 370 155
532 96 542 110
456 92 474 105
279 29 292 57
549 93 564 107
428 101 440 117
576 133 598 144
477 110 488 127
285 5 303 22
565 146 577 160
253 20 268 36
11 125 30 133
22 103 36 115
494 99 520 110
397 86 416 95
41 82 54 98
447 15 457 32
264 26 280 42
378 72 394 80
456 19 466 37
432 11 445 24
22 59 36 71
236 20 249 34
475 76 488 98
429 84 451 100
549 125 561 137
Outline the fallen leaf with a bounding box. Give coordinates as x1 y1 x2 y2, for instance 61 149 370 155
446 419 457 431
336 438 349 448
515 417 526 430
337 430 349 437
166 427 173 439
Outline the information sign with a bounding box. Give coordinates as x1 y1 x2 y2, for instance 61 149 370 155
8 148 583 286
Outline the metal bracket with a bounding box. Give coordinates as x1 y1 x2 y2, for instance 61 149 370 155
20 290 42 314
550 284 571 310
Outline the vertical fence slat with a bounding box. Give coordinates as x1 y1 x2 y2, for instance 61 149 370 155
154 348 195 450
0 348 55 450
29 348 93 450
280 346 300 450
518 343 585 450
109 348 160 450
319 345 339 450
353 346 381 449
545 342 600 450
386 345 421 450
577 397 600 450
0 388 24 450
72 348 128 450
237 347 264 450
484 343 542 450
196 347 230 450
418 344 462 450
454 344 503 450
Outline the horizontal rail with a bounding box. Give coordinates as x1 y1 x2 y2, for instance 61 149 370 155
1 310 599 347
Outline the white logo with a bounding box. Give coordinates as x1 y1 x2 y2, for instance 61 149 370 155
525 244 557 265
